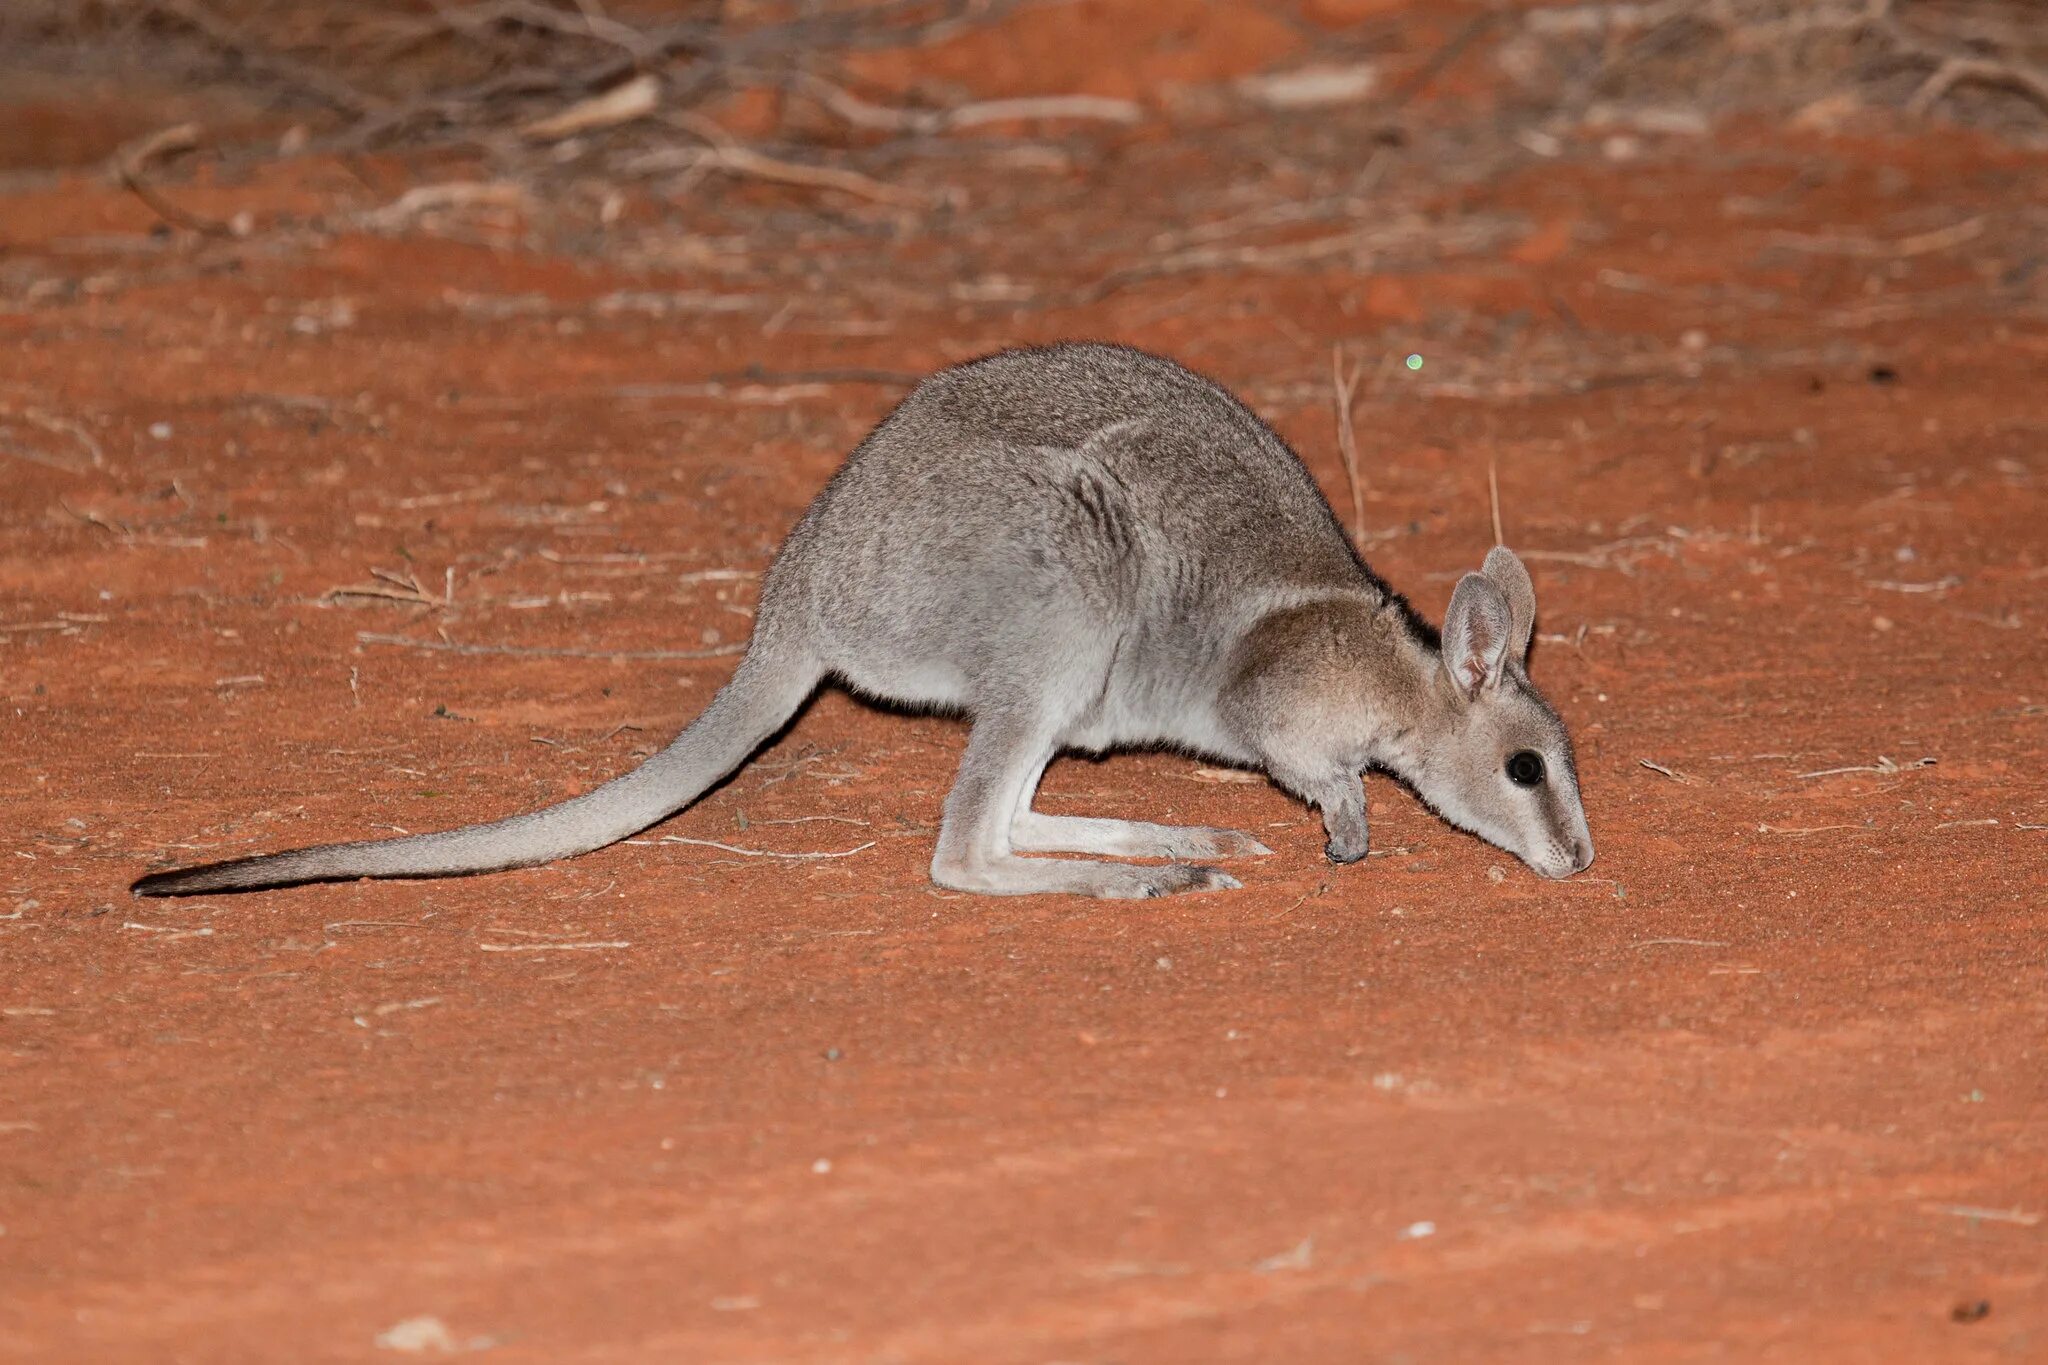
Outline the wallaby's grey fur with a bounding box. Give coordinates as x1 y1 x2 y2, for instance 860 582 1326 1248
133 343 1594 900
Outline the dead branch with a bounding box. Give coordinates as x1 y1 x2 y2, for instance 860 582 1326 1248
423 0 659 63
1329 347 1366 547
1084 217 1511 300
1796 754 1936 780
789 72 1141 134
116 163 237 238
1904 52 2048 118
140 0 389 116
1487 457 1505 548
0 406 104 473
520 72 662 140
105 119 239 237
649 836 876 860
356 180 532 231
324 0 1012 153
1530 0 2048 124
357 631 743 661
633 111 933 207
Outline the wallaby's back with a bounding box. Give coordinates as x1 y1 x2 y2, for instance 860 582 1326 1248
769 345 1385 687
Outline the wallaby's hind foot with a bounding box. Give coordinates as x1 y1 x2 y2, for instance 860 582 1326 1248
931 851 1242 899
1009 812 1272 861
931 709 1248 898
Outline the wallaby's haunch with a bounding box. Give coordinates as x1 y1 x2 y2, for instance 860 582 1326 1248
134 344 1594 900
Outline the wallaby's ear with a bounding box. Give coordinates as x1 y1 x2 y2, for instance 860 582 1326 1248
1443 572 1513 701
1481 545 1537 660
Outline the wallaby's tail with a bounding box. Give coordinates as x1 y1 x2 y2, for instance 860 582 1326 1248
132 647 820 896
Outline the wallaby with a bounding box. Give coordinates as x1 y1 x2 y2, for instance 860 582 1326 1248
134 343 1594 900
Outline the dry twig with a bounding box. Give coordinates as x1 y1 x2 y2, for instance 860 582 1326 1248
478 940 631 952
647 836 876 860
1487 457 1505 548
1329 346 1367 547
357 631 743 661
108 119 238 237
790 73 1141 134
1796 754 1936 779
140 0 388 115
626 111 932 207
520 72 661 140
0 406 105 473
326 566 449 609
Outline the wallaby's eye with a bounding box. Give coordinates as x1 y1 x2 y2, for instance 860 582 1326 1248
1506 750 1546 788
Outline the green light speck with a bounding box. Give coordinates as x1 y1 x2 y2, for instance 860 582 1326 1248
1405 353 1424 371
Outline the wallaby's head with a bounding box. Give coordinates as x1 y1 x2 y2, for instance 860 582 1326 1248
1410 546 1594 879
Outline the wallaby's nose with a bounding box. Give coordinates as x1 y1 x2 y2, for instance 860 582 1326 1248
1571 837 1595 873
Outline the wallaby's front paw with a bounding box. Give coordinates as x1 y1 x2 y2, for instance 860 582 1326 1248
1324 835 1369 865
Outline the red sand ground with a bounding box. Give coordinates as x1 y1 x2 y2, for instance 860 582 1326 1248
2 5 2044 1360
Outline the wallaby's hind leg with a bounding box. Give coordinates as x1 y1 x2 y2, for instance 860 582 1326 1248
930 712 1242 899
1010 811 1272 861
